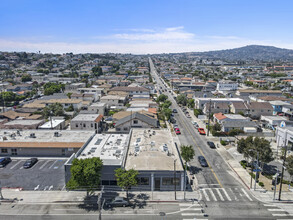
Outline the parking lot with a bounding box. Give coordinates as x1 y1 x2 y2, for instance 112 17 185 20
0 158 66 191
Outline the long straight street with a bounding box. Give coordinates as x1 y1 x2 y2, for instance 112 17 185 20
149 57 293 219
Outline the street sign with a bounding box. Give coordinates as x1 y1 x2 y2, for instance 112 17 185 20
253 169 261 172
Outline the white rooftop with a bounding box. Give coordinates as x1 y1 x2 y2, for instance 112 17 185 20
39 119 65 129
71 114 101 122
125 129 183 171
78 133 129 165
0 130 94 143
4 120 43 126
225 114 247 120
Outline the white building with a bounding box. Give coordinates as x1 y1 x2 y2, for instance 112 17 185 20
39 118 66 130
194 97 244 110
70 114 103 132
216 81 238 91
100 95 127 108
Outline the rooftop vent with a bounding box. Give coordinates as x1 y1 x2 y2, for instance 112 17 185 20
54 132 60 137
30 133 36 138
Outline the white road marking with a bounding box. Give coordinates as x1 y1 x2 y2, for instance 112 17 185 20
43 186 48 191
180 208 202 211
215 188 224 201
228 188 238 201
201 189 210 201
181 213 205 216
48 160 58 169
39 160 51 169
272 214 289 216
34 185 39 191
241 188 253 201
268 209 285 212
264 204 276 207
179 203 200 207
220 188 232 201
10 160 23 169
48 185 53 190
207 188 217 201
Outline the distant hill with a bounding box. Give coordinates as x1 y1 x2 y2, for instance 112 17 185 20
192 45 293 62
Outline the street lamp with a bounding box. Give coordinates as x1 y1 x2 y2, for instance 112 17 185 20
174 159 177 200
247 149 260 191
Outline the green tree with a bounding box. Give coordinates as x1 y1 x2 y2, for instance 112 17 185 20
162 108 172 121
286 155 293 182
157 94 168 103
176 94 187 106
66 157 103 196
194 109 203 117
67 92 73 99
180 145 195 168
42 103 65 118
115 168 139 200
43 82 64 95
92 66 103 76
21 74 32 82
187 99 195 109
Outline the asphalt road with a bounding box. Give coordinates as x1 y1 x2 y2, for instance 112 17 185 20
148 58 291 219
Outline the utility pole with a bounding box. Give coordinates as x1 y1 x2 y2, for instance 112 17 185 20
0 181 3 200
254 151 259 191
97 186 104 220
207 99 212 136
174 159 177 200
273 169 279 200
278 145 288 201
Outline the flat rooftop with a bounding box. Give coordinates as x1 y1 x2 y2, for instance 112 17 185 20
4 120 43 126
78 133 129 165
125 129 183 171
71 114 102 122
0 130 94 143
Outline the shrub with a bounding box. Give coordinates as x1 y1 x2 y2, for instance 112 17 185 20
258 182 264 187
220 140 227 146
240 160 247 169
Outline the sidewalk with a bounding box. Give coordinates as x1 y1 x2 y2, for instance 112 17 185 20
186 107 293 203
0 189 199 204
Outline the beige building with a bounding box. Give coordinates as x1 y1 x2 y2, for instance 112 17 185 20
70 114 103 132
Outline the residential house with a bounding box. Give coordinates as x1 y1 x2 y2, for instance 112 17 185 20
203 103 230 115
100 95 127 108
109 86 150 97
236 89 282 96
115 112 158 132
70 114 103 132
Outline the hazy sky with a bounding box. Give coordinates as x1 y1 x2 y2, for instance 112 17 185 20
1 0 293 54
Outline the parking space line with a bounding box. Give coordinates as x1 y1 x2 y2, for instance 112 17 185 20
10 160 23 169
39 160 52 169
48 160 58 169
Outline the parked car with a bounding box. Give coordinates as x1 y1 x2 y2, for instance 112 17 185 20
173 124 178 128
173 109 178 113
23 158 38 169
174 128 181 135
198 128 206 135
106 197 130 208
0 157 12 168
192 121 199 128
170 117 176 124
186 114 191 118
198 156 208 167
207 141 216 149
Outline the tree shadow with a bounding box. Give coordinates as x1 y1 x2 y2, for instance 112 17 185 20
262 164 278 176
190 166 202 174
77 194 99 211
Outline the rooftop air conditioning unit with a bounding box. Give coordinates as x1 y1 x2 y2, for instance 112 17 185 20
30 133 36 138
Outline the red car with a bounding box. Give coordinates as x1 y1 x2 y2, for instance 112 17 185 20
198 128 206 135
175 128 181 135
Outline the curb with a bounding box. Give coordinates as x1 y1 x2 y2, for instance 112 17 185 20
227 162 251 190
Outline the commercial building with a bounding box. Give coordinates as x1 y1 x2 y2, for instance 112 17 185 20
124 129 184 191
64 133 130 186
0 130 95 157
216 81 238 91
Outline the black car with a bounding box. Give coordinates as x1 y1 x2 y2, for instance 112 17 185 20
207 141 216 149
106 196 130 208
173 109 177 113
23 158 38 169
198 156 208 167
0 157 12 168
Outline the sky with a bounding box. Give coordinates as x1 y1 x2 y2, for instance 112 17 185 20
0 0 293 54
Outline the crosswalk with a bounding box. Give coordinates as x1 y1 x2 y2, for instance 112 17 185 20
264 204 293 219
180 202 208 220
199 187 253 202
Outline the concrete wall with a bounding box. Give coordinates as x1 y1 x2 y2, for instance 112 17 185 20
0 147 78 157
71 121 100 131
115 119 154 132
